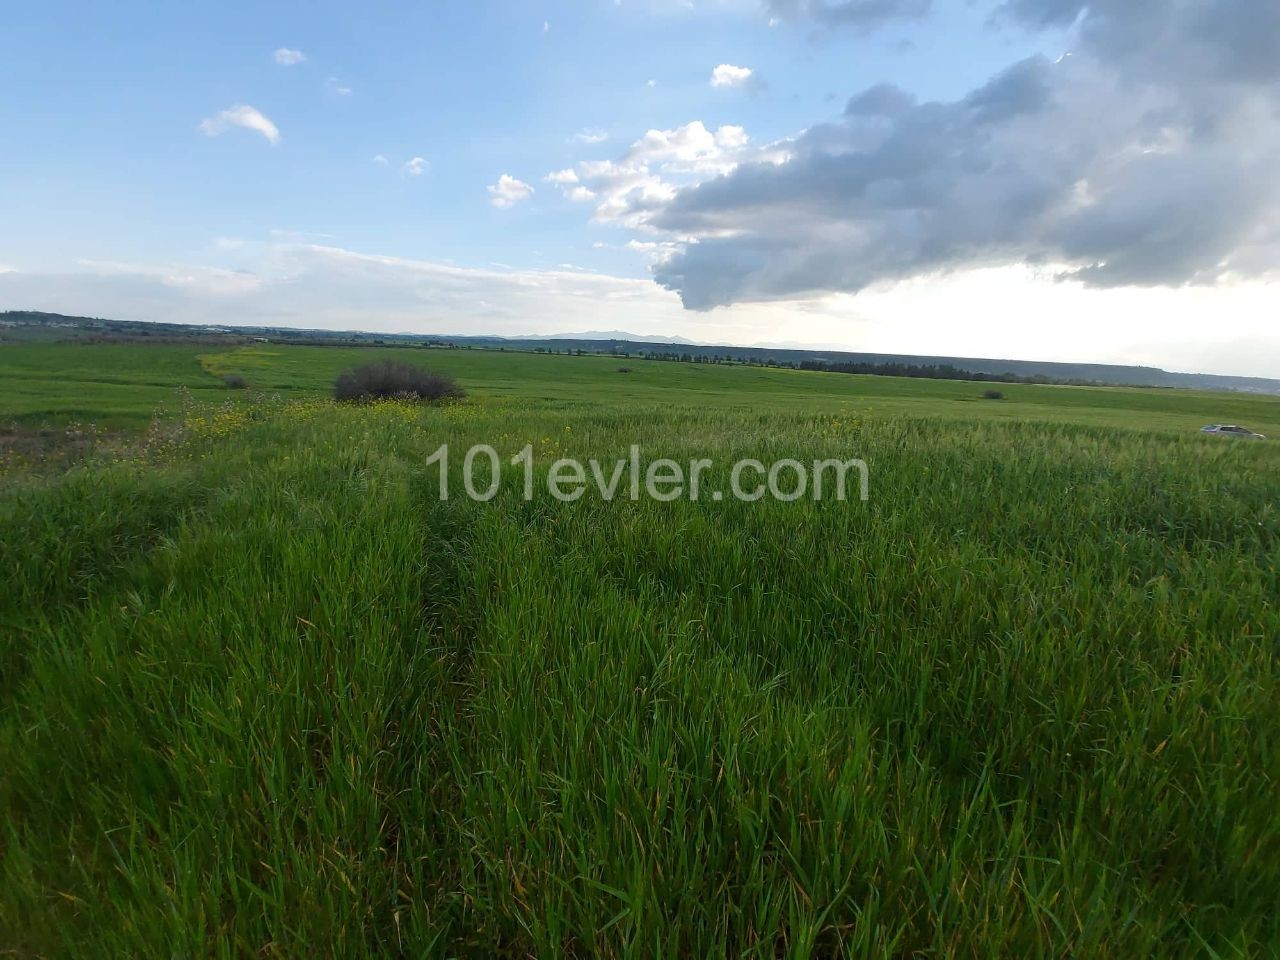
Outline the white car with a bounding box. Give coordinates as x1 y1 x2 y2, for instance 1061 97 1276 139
1201 424 1266 440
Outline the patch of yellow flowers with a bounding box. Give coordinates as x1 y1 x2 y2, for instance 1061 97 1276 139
183 406 254 441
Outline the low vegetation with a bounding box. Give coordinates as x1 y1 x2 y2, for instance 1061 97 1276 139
1 342 1278 956
333 360 464 404
801 358 1101 387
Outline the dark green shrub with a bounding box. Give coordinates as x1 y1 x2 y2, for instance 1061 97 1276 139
333 361 464 403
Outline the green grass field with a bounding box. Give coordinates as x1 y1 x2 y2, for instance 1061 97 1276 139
2 341 1278 956
5 340 1280 434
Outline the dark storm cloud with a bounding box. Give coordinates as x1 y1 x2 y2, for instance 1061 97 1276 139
844 84 916 117
1001 0 1280 83
1002 0 1280 78
651 0 1280 309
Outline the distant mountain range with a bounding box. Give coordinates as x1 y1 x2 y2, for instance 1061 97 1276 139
4 310 1280 395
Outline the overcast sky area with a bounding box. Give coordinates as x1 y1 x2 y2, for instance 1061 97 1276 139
1 0 1277 375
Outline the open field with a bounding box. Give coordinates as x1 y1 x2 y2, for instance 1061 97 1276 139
2 341 1278 956
4 340 1280 434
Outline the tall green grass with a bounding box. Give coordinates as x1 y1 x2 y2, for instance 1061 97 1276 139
1 396 1277 956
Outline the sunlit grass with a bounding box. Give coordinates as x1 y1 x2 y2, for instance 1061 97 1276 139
5 340 1280 434
1 383 1278 956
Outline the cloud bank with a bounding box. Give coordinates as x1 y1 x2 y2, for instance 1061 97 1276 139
591 0 1280 309
3 243 1276 376
0 244 689 336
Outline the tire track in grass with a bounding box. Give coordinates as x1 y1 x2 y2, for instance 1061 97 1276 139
0 405 483 955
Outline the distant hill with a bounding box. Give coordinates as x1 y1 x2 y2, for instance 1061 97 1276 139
507 330 700 345
4 309 1279 395
447 333 1280 394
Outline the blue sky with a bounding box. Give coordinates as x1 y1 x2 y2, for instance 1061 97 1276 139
2 0 1277 376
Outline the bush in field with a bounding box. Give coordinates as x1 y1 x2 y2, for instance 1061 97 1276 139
222 374 248 389
333 361 464 403
982 389 1005 400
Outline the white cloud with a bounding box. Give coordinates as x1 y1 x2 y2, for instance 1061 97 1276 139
198 105 281 145
402 157 429 176
574 128 609 145
488 174 535 208
273 47 306 66
710 64 753 88
545 121 778 227
630 122 751 173
325 77 353 96
372 154 389 166
626 239 682 264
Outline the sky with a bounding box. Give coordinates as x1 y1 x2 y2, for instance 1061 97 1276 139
1 0 1277 376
